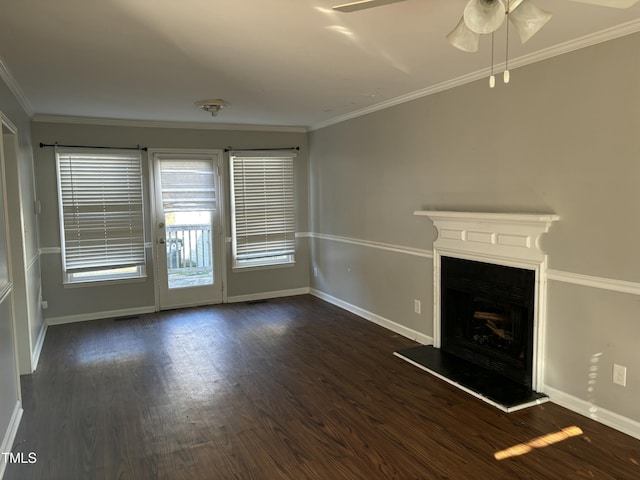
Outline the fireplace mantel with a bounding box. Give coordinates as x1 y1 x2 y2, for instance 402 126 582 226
414 210 559 265
414 210 559 395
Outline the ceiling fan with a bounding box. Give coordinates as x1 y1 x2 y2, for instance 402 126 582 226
333 0 640 13
333 0 640 86
333 1 639 50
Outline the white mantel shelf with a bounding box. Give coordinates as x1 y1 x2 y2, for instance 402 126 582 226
414 210 559 265
414 210 559 226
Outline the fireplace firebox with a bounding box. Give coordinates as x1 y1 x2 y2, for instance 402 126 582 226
440 256 535 388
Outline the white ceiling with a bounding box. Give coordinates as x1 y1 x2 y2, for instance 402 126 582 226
1 0 639 129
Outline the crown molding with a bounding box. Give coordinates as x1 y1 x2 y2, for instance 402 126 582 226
309 19 640 132
0 55 33 117
32 115 308 133
11 19 640 133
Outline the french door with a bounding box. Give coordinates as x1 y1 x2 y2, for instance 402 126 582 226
151 150 223 310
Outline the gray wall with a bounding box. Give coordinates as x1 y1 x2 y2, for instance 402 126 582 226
308 33 640 423
32 122 310 320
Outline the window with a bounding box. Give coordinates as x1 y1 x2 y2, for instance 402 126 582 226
230 151 296 269
56 149 146 284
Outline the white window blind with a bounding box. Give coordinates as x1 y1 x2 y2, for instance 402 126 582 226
56 150 146 282
230 151 296 268
158 156 217 212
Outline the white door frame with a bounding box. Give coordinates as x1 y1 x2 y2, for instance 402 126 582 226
0 111 23 406
1 113 25 377
148 148 227 310
3 117 30 376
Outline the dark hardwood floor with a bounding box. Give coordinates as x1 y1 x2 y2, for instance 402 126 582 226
6 295 640 479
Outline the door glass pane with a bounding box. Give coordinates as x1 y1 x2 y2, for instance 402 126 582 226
159 158 216 290
165 211 213 289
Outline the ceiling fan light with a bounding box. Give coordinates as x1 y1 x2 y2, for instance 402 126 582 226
567 0 639 8
447 16 480 52
463 0 506 35
509 1 552 43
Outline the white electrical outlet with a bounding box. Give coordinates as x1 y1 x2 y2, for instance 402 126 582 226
41 300 48 310
314 267 318 277
613 364 627 387
414 300 421 314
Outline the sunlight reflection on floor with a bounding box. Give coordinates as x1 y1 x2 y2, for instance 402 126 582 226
494 426 584 460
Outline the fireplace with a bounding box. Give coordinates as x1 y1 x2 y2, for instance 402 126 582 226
440 256 535 388
395 211 559 411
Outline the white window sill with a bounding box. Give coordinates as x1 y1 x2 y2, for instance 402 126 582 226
62 275 147 289
232 261 295 273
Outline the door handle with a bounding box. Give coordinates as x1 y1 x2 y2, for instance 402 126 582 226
159 222 165 228
159 238 166 244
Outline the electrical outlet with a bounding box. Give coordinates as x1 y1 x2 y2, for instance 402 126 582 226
613 364 627 387
41 300 48 310
313 267 318 277
414 300 421 314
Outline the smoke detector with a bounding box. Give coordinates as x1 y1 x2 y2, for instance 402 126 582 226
195 99 229 116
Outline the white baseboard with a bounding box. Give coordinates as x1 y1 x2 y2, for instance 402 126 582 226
227 287 310 304
46 306 156 326
45 289 312 324
30 323 47 372
0 401 23 480
310 288 433 345
544 385 640 441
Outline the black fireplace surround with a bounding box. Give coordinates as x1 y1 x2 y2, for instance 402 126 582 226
440 256 535 388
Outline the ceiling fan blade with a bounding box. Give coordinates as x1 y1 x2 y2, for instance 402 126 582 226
332 0 408 13
567 0 639 7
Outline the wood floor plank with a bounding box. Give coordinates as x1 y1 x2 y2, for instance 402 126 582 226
5 295 640 479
